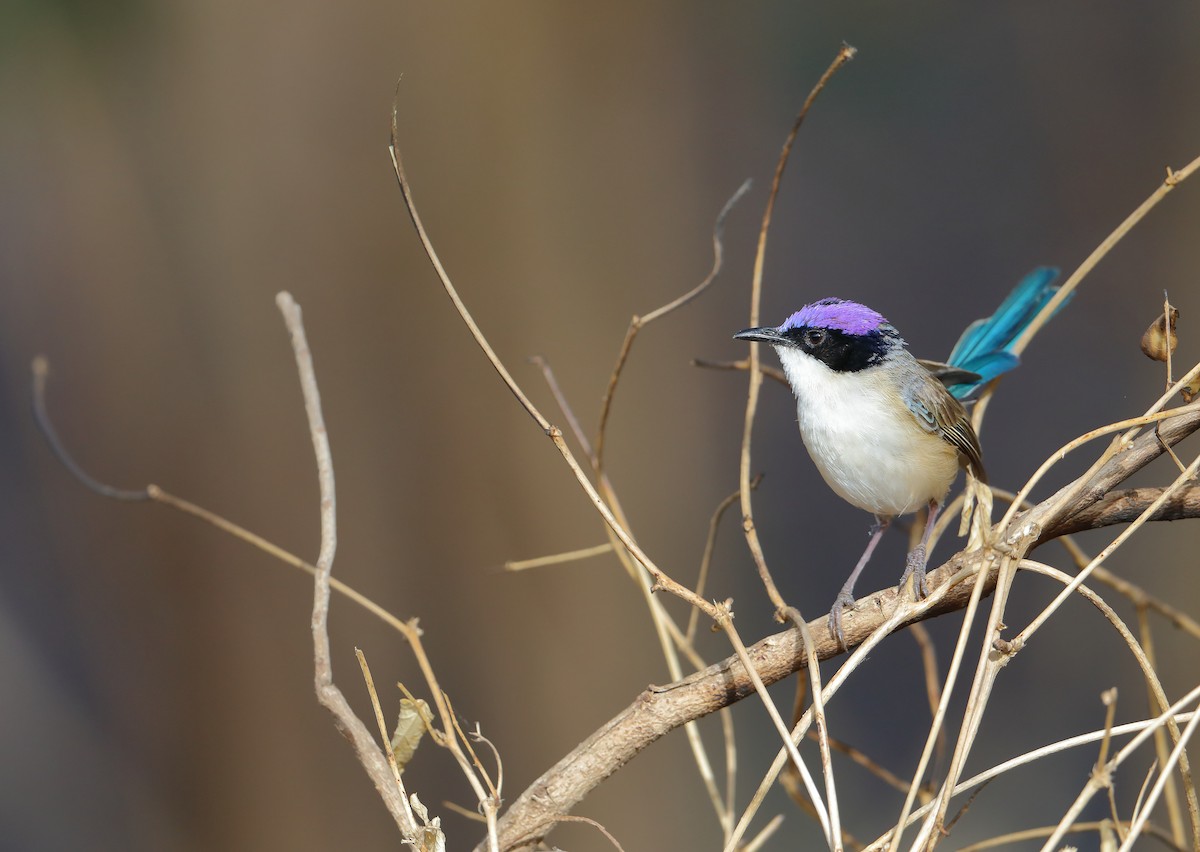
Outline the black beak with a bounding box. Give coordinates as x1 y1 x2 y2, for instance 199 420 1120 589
733 326 784 344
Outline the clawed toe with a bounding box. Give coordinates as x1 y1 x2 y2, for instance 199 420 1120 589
899 546 930 599
829 594 856 651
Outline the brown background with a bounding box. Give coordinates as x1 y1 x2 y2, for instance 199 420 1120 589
2 3 1199 850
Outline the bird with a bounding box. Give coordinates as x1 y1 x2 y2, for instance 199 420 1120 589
733 268 1066 649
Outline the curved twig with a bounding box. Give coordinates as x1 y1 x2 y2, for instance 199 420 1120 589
593 178 752 473
31 356 150 502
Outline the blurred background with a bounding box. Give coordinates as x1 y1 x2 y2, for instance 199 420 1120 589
3 3 1199 850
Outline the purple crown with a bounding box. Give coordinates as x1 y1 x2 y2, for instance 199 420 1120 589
780 298 887 336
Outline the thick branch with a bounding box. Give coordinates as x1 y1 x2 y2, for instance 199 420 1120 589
1048 485 1200 537
1028 403 1200 544
488 405 1200 851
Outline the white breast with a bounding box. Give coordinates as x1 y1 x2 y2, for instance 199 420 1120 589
775 348 960 517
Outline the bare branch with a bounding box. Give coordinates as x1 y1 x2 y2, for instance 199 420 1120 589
489 403 1200 850
1029 405 1200 544
275 292 422 841
1048 485 1200 537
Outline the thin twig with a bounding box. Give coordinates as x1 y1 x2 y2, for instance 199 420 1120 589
742 814 787 852
993 485 1200 641
909 623 947 781
955 820 1148 852
739 41 857 622
31 357 150 501
538 342 733 839
444 692 502 805
688 478 761 643
728 589 926 852
1100 688 1122 835
864 694 1200 850
276 292 422 841
1009 153 1200 357
35 354 421 645
528 355 732 832
528 355 593 457
811 733 919 796
592 179 751 473
509 815 629 852
731 44 857 850
889 544 1012 852
717 614 833 842
1138 606 1187 845
691 356 788 386
1016 448 1200 649
356 648 409 789
1116 693 1200 851
504 543 613 572
33 326 505 848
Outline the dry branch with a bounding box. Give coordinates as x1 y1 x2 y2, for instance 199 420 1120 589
275 293 423 841
1049 485 1200 537
486 403 1200 850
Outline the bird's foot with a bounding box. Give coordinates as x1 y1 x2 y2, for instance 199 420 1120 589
829 592 856 651
898 545 930 599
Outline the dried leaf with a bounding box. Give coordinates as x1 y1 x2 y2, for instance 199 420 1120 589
410 793 430 823
391 697 432 771
409 794 446 852
1140 303 1179 362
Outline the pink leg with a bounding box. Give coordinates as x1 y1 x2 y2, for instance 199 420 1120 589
898 499 942 600
830 516 891 650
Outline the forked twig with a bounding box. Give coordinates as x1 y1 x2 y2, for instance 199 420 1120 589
688 477 762 642
389 89 719 626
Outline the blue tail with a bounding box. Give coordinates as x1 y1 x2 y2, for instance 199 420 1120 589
944 267 1068 400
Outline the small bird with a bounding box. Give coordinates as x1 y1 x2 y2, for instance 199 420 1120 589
734 268 1066 649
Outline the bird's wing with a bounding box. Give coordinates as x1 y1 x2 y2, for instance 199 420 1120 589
904 374 987 481
917 358 983 388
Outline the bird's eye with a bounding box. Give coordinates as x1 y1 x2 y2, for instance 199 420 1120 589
804 329 826 347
